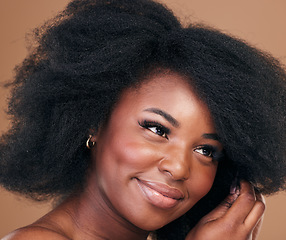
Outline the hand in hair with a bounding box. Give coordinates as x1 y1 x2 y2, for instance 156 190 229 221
185 181 265 240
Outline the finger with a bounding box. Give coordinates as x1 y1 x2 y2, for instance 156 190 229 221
200 191 239 223
244 193 266 230
224 180 256 224
252 217 263 240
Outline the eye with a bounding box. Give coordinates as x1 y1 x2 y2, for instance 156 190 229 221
138 120 170 139
148 126 167 138
194 145 217 158
194 145 224 162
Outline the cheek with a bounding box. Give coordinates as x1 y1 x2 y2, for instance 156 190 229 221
107 125 159 168
96 131 158 180
187 163 218 200
111 139 158 172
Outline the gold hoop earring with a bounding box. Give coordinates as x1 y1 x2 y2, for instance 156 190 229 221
86 135 95 149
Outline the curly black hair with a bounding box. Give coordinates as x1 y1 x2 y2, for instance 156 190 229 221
0 0 285 239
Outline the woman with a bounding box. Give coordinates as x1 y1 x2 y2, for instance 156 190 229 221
0 0 285 239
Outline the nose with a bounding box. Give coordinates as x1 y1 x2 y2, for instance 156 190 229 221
158 146 190 181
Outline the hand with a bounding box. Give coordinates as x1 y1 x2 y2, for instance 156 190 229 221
185 181 265 240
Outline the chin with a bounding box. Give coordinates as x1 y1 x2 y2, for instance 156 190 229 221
129 208 187 232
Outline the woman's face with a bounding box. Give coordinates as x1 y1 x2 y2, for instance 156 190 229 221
90 72 223 230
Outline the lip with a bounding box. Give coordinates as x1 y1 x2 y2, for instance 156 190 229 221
135 178 184 209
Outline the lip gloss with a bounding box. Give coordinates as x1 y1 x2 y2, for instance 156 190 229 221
136 179 182 209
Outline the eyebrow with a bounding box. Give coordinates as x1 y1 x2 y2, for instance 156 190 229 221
143 108 180 127
202 133 219 141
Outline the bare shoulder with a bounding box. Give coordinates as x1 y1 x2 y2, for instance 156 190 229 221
1 226 70 240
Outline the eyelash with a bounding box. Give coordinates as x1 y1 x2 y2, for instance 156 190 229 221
138 120 170 139
138 120 224 162
194 145 224 162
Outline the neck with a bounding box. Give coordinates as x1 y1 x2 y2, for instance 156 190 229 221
42 175 149 240
70 186 149 240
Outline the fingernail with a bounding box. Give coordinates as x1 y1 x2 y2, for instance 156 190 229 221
230 176 238 194
230 182 237 194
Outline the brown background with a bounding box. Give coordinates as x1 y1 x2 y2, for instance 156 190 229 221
0 0 285 239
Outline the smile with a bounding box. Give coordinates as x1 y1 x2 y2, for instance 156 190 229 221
135 178 184 209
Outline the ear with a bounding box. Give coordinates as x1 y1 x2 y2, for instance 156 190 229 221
88 128 99 142
86 129 98 150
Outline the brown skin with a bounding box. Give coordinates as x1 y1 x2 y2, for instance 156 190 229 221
2 72 265 240
186 181 265 240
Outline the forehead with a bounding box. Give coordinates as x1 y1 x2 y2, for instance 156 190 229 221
125 71 195 102
110 71 215 129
